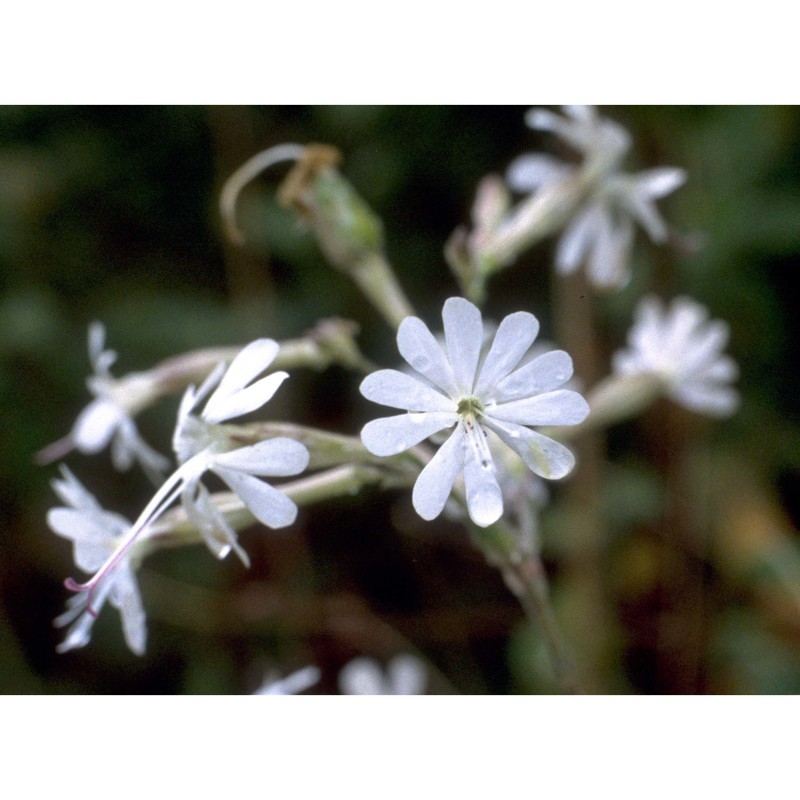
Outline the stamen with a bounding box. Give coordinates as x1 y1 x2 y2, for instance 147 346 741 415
462 414 493 471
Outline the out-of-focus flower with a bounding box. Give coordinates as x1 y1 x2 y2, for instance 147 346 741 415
65 339 309 611
360 297 588 527
612 295 739 417
37 322 169 478
254 665 321 695
338 655 427 695
48 466 147 655
506 105 686 289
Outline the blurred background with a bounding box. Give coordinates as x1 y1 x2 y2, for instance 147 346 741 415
2 106 800 694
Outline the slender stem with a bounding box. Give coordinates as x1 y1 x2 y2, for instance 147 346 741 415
463 489 582 693
349 251 416 331
500 556 582 694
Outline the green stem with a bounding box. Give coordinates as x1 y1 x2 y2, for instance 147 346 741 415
500 556 582 694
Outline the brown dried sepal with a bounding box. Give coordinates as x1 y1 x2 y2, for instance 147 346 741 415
277 143 342 218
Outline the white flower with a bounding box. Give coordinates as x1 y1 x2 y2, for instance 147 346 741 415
506 105 686 289
171 338 310 565
47 466 147 655
37 322 169 478
65 339 309 609
73 323 169 475
612 295 739 417
359 297 589 527
254 665 321 695
338 655 426 695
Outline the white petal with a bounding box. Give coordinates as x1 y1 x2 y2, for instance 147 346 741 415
397 316 459 397
696 356 739 383
563 104 596 123
87 321 107 366
257 666 321 695
493 350 574 403
110 566 147 656
183 481 250 565
212 437 309 476
462 455 503 528
184 362 227 420
587 211 633 288
672 382 740 417
55 611 96 654
387 655 426 695
635 167 687 199
51 466 102 512
209 338 279 403
524 107 564 131
360 369 454 412
203 371 288 424
474 311 540 397
490 389 589 427
338 658 387 695
486 418 577 479
47 507 127 546
442 297 484 394
361 411 457 457
555 204 601 273
505 154 570 193
215 468 298 529
677 321 730 376
72 399 123 452
412 427 465 521
624 197 668 243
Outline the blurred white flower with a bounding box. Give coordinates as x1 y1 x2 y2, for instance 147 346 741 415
37 322 169 478
339 655 426 695
612 295 739 417
360 297 588 527
48 466 147 655
254 665 321 695
506 105 686 289
65 339 309 613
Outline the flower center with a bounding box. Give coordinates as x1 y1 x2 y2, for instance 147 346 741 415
456 395 484 418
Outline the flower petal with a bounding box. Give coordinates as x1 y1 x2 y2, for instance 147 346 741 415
412 426 465 521
360 369 454 412
506 154 571 193
212 437 309 476
387 655 426 695
51 466 102 512
474 311 540 398
183 479 251 565
462 455 503 528
110 565 147 656
397 316 459 397
203 371 288 424
72 399 123 452
485 418 577 479
493 350 574 403
215 338 279 396
360 411 457 457
214 468 299 529
672 382 740 417
442 297 484 394
587 211 633 288
338 658 387 695
555 204 601 274
635 167 687 199
490 389 589 427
